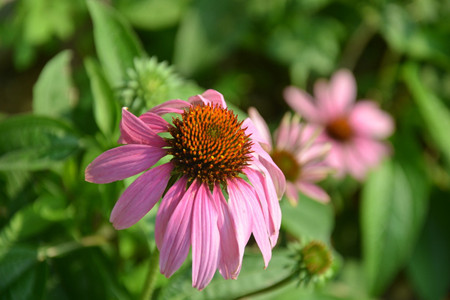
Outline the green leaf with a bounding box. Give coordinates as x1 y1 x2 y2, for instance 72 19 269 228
173 0 249 76
160 250 293 300
0 246 38 292
403 63 450 170
84 57 120 136
32 50 76 118
361 153 429 295
87 0 145 86
116 0 189 30
0 115 80 170
407 193 450 300
281 195 334 242
1 261 48 300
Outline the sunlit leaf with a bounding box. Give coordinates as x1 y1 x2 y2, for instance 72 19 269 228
361 145 429 295
87 0 145 86
281 195 334 242
33 50 76 118
0 115 80 170
84 57 120 137
403 63 450 170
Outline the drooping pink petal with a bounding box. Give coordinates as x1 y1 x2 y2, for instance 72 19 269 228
155 176 189 250
248 107 272 150
139 112 170 133
325 144 347 178
342 144 368 180
242 118 272 152
329 69 356 115
285 182 299 206
353 137 389 168
160 180 199 277
253 147 286 199
284 86 320 122
245 167 280 247
349 101 394 139
297 181 330 203
227 180 252 261
213 184 240 280
191 183 220 290
228 178 272 268
110 163 173 229
119 108 166 147
85 145 166 184
150 99 190 116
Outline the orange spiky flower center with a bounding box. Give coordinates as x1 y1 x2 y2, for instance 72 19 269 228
167 104 253 183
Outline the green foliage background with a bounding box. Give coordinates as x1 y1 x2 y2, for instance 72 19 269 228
1 0 449 299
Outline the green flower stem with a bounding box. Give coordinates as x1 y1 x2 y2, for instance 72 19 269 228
37 234 110 261
140 246 160 300
233 273 297 300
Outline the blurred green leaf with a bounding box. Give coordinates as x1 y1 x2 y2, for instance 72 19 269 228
116 0 189 30
160 250 293 300
407 193 450 300
281 195 334 242
0 115 80 170
1 260 47 300
33 50 76 118
174 0 249 76
87 0 145 86
379 4 450 68
361 153 429 295
0 246 38 292
403 63 450 170
85 57 120 137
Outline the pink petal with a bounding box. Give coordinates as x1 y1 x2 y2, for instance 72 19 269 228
248 107 272 150
150 99 190 116
284 86 320 123
285 182 299 206
298 143 331 165
119 108 166 147
155 176 189 250
301 164 332 181
329 69 356 115
349 101 394 139
353 137 389 167
325 143 347 178
274 113 291 151
245 167 280 247
314 79 336 121
85 145 166 184
227 180 252 260
297 181 330 203
255 149 286 200
201 89 227 108
110 163 173 229
342 144 369 180
228 178 272 268
139 112 170 133
242 118 272 152
160 180 199 277
191 183 220 290
213 184 240 280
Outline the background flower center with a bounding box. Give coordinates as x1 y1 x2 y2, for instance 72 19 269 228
271 149 301 181
167 104 252 183
325 117 353 142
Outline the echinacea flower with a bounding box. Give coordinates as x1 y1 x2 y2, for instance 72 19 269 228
249 108 332 205
85 90 285 290
284 69 394 180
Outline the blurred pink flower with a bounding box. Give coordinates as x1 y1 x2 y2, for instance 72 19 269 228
249 108 332 205
85 90 285 290
284 69 394 180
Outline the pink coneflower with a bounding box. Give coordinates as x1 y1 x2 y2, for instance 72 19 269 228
284 69 394 180
85 89 285 290
249 108 332 205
